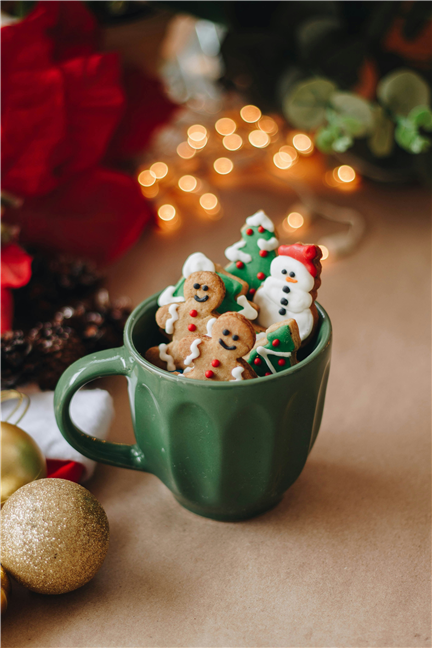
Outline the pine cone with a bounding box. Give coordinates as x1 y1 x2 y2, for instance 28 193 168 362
1 330 33 389
26 323 86 391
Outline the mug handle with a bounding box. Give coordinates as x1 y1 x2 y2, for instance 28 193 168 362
54 347 148 472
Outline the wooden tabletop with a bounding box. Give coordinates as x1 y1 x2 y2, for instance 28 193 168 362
3 175 431 648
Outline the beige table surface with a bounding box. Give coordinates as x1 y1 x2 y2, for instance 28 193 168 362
2 178 431 648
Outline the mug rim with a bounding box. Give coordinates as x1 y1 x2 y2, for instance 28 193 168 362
124 292 332 387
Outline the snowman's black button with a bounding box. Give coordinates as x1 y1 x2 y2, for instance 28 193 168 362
279 308 286 316
280 298 288 306
283 286 290 293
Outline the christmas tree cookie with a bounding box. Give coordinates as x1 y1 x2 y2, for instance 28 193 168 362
247 319 301 377
158 252 258 322
225 210 279 297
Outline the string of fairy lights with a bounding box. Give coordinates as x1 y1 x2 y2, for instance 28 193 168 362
137 103 365 261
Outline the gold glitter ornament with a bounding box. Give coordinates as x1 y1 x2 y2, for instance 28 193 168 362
1 421 47 505
1 566 11 613
0 479 109 595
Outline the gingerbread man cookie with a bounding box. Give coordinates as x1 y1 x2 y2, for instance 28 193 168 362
177 312 257 382
145 270 225 370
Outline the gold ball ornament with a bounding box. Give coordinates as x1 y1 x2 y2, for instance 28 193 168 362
1 566 11 613
0 479 109 595
1 421 47 505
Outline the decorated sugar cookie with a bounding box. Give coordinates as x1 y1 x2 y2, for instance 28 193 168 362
254 243 322 343
177 312 257 382
145 271 225 370
225 210 279 297
158 252 259 322
248 319 301 377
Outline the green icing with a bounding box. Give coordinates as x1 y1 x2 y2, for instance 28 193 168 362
248 323 296 377
170 274 243 313
225 224 278 294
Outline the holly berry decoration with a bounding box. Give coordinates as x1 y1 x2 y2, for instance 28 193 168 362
224 210 279 295
248 319 301 377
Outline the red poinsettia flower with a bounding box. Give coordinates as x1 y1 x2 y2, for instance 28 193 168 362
1 1 176 264
1 243 33 333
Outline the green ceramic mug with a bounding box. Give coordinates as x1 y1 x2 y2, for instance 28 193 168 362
54 294 332 521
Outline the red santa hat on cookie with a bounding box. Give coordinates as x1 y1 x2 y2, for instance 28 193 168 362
278 243 322 278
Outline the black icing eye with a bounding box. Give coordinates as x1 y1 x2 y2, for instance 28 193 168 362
289 272 296 278
222 329 230 336
193 283 200 289
202 285 209 291
232 334 239 341
281 269 287 275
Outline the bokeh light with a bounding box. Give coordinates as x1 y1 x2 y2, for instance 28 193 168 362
158 204 176 221
223 134 243 151
187 124 207 142
138 170 155 187
273 152 292 169
319 245 329 260
287 212 304 229
292 134 314 154
215 118 236 136
200 193 218 210
240 105 261 123
280 145 298 161
213 157 234 175
336 165 356 183
178 175 197 192
248 130 270 148
188 136 208 150
258 117 278 135
176 142 196 159
150 162 168 179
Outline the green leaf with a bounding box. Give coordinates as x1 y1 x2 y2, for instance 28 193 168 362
282 77 337 130
315 126 338 153
377 69 431 117
409 106 432 130
368 107 394 158
329 92 374 136
332 135 353 152
395 117 430 153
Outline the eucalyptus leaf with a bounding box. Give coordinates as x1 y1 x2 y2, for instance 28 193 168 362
409 106 432 130
283 77 337 129
368 107 394 158
377 69 431 117
330 92 374 136
395 118 430 153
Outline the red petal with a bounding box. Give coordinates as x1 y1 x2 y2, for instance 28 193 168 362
1 244 33 289
5 167 153 265
46 459 85 482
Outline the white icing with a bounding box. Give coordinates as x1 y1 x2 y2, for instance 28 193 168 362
257 236 278 252
225 239 252 264
206 317 217 337
255 332 267 342
236 295 258 320
165 304 179 334
158 343 175 371
253 255 315 339
183 367 193 374
256 346 292 374
184 338 202 366
230 365 244 381
182 252 215 278
245 210 275 232
158 285 185 307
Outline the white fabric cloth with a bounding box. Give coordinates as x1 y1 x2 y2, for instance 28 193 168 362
3 389 114 481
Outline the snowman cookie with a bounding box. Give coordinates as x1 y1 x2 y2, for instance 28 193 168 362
254 243 322 343
248 319 301 376
145 270 225 370
177 312 257 381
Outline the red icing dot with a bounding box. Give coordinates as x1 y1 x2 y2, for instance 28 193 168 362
265 372 271 376
236 261 244 269
249 288 256 297
259 250 268 258
278 358 286 366
246 228 253 236
188 324 196 332
254 357 262 366
205 370 214 379
257 272 265 280
272 339 280 347
258 226 265 233
189 309 198 317
211 359 220 367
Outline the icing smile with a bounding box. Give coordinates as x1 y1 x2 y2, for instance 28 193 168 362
219 339 237 351
194 295 209 302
